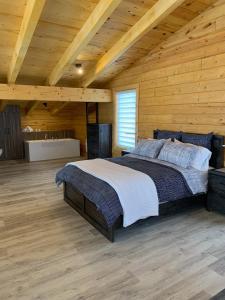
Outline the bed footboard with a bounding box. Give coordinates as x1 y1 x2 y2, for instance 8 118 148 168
64 182 122 242
64 182 206 242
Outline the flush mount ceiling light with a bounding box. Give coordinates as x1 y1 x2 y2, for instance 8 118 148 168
75 63 83 75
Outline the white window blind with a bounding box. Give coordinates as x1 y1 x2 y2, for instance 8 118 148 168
117 89 137 148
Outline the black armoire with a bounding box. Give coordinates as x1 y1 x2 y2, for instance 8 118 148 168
86 103 112 159
0 105 23 160
87 123 112 159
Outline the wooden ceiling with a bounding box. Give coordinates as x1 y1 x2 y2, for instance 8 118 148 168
0 0 217 88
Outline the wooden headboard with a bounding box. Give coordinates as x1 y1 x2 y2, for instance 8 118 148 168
153 130 224 169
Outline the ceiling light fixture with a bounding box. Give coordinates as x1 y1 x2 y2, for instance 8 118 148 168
75 63 83 75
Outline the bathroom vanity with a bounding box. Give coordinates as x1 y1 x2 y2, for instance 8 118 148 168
24 138 80 162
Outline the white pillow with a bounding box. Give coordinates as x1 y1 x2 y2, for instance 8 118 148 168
174 139 212 171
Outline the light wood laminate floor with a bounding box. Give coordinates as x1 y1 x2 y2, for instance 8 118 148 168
1 158 225 300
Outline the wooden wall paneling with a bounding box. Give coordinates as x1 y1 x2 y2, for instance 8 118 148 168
72 103 87 154
99 0 225 159
21 106 75 131
23 130 75 140
21 103 87 154
86 103 99 124
0 0 221 158
50 102 68 115
25 100 40 115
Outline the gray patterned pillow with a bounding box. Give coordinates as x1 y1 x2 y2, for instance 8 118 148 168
158 141 198 168
131 139 165 159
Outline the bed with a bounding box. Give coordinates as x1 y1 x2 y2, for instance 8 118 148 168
56 131 224 242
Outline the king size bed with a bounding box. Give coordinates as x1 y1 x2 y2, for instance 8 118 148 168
56 130 224 242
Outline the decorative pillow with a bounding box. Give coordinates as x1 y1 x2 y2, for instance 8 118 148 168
158 141 198 168
156 129 182 141
131 138 165 159
181 132 213 150
174 139 212 171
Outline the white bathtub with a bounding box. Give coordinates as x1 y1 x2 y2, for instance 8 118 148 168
25 138 80 161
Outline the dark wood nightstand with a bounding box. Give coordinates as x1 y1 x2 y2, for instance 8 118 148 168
207 168 225 214
121 150 130 156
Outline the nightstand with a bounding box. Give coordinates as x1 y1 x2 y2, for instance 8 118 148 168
121 150 130 156
207 168 225 214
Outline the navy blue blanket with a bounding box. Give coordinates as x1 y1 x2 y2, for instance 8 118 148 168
56 157 192 227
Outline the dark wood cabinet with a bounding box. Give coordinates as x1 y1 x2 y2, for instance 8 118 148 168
87 123 112 159
0 105 23 160
207 168 225 214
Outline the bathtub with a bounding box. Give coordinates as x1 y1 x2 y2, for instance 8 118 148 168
24 138 80 162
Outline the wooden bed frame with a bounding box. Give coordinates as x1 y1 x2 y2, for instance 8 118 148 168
63 132 224 242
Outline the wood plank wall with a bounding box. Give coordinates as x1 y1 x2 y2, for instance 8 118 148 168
99 0 225 154
21 102 87 153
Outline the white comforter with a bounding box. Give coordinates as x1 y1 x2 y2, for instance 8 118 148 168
68 159 159 227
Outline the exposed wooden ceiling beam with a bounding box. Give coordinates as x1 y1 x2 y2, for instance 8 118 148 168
46 0 122 86
0 101 7 112
25 101 40 115
0 84 111 103
8 0 47 83
82 0 185 87
50 102 68 115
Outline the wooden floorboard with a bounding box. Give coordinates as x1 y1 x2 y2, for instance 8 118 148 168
1 158 225 300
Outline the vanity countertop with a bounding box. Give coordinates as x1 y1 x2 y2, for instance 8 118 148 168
25 138 76 143
24 138 80 161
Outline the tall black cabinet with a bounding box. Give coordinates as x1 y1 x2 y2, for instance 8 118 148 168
0 105 23 160
87 124 112 159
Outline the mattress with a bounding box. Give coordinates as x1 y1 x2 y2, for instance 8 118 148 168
56 155 207 227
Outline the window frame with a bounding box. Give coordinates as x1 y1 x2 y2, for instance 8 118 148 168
113 84 139 150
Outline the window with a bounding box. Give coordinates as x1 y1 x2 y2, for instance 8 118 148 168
116 89 137 148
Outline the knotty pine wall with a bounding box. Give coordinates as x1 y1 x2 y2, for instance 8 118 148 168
21 102 87 153
100 0 225 155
